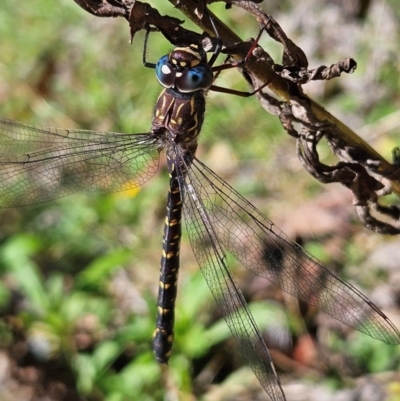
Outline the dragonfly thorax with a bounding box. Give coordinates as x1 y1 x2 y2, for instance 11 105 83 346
155 46 213 93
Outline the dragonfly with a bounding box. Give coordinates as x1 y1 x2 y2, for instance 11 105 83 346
1 19 399 401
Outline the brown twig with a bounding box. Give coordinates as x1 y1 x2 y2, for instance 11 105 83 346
72 0 400 234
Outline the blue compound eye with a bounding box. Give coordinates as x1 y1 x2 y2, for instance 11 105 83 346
175 65 213 93
155 55 176 88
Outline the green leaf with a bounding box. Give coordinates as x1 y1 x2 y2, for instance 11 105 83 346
93 341 122 373
73 353 97 394
76 249 132 290
1 234 48 312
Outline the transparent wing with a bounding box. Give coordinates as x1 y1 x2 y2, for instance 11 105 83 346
177 153 286 401
186 155 400 345
0 119 160 207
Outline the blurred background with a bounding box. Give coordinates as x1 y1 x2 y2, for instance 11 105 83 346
0 0 400 400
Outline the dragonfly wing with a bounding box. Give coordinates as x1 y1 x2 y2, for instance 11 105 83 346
177 153 286 401
188 156 400 346
0 119 160 207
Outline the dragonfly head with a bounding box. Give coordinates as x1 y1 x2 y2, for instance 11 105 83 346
155 45 214 93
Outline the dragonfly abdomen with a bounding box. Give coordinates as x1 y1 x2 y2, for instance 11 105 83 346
153 174 182 364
